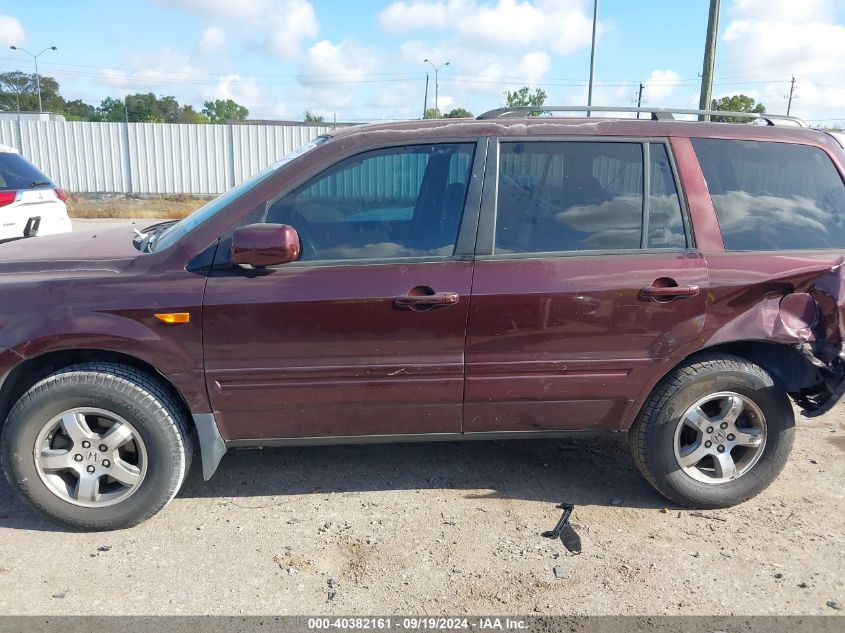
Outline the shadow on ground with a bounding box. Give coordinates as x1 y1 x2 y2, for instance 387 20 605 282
0 434 669 532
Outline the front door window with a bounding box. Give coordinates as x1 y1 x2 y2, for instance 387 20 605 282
267 143 475 261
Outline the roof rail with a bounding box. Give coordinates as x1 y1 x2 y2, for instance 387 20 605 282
476 105 806 127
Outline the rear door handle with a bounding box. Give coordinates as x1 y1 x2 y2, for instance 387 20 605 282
394 290 460 310
640 284 700 299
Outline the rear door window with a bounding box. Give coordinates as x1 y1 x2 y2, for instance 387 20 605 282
648 144 686 248
0 152 51 191
495 141 644 253
692 138 845 251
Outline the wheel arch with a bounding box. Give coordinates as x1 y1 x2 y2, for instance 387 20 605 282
0 348 193 437
628 340 825 429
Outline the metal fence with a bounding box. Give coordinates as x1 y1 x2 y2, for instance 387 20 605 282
0 119 335 195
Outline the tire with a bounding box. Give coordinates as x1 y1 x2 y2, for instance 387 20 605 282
629 354 794 509
0 362 192 530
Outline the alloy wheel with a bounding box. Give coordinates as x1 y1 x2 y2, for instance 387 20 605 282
33 408 148 507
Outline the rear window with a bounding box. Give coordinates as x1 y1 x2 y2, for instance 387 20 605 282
692 139 845 251
0 152 51 191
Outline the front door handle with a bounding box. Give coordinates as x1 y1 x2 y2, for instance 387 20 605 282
640 284 700 299
394 289 460 310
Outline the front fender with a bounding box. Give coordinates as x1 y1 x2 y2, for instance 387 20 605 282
4 310 209 413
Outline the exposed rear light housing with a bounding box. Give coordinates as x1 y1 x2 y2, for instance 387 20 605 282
0 191 17 208
54 187 68 202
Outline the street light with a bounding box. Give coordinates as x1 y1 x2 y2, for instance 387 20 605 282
423 59 449 116
9 45 58 113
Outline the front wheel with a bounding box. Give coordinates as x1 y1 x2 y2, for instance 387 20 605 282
1 363 192 530
629 354 794 508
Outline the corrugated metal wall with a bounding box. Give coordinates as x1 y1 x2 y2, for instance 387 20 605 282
0 120 334 195
302 143 474 202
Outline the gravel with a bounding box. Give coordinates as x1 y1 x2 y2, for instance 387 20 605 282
0 392 843 615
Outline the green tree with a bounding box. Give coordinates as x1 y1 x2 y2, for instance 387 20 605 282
202 99 249 123
118 93 191 123
0 71 32 111
303 110 324 123
98 97 127 122
710 94 766 123
125 93 163 122
63 99 100 121
423 107 441 119
176 105 210 124
0 71 64 113
443 107 473 118
505 87 547 115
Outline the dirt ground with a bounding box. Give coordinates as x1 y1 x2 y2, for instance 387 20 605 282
0 402 842 616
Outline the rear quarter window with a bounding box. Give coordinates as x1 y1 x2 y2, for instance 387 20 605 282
0 152 51 191
692 138 845 251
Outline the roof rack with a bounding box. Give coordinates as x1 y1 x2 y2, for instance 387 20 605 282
476 105 805 127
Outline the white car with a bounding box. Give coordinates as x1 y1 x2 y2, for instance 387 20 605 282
0 145 71 241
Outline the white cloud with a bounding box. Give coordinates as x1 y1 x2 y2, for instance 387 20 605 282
0 15 25 46
204 74 263 111
156 0 318 59
97 49 208 93
731 0 836 23
199 26 226 52
643 70 681 104
398 39 552 103
300 40 380 84
382 1 601 114
720 0 845 122
380 0 600 55
297 40 383 111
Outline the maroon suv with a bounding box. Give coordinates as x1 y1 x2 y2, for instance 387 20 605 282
2 107 845 531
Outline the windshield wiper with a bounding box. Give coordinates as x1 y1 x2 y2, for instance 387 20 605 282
136 221 178 253
31 180 52 188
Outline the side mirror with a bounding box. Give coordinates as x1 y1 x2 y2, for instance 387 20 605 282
231 223 301 267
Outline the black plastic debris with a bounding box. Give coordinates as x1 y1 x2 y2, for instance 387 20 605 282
541 503 582 554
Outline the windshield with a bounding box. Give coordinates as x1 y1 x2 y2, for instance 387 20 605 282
150 135 330 252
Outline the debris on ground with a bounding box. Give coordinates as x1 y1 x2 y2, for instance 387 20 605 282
689 512 728 522
541 503 582 554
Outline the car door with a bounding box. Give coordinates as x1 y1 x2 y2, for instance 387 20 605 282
464 138 708 433
203 139 485 441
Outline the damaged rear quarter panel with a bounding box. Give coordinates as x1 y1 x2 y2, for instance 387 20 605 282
667 131 845 417
702 253 845 414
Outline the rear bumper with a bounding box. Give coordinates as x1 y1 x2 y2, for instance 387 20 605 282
0 204 71 240
34 214 72 236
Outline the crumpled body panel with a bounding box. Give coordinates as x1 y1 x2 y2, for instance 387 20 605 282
705 258 845 415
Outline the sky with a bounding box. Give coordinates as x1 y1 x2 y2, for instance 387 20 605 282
0 0 843 125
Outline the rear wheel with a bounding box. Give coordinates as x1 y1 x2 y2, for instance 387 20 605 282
630 354 794 508
1 362 192 530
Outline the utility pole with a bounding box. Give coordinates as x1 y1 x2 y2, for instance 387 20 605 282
698 0 720 121
636 82 645 119
422 73 429 118
786 76 797 116
587 0 599 116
